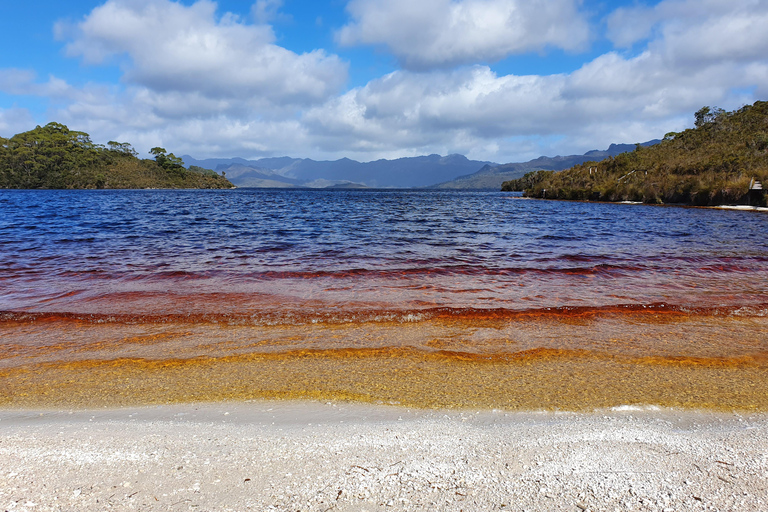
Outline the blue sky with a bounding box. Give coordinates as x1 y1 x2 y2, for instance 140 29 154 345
2 0 767 163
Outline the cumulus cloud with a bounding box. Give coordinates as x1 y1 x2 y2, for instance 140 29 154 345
0 69 88 103
300 66 618 158
0 67 313 158
337 0 591 70
38 80 315 157
56 0 347 108
0 107 36 137
4 0 768 164
658 6 768 67
602 0 768 100
303 18 768 161
606 0 768 53
0 69 39 95
297 0 768 159
251 0 287 24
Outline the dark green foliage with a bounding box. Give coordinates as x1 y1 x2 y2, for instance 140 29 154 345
107 141 138 156
0 123 233 189
694 106 726 128
149 147 185 170
502 101 768 206
501 170 554 191
188 165 220 177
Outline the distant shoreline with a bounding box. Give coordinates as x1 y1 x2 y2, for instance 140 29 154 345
505 194 768 211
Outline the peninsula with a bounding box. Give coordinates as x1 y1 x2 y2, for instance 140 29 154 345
502 101 768 206
0 123 233 189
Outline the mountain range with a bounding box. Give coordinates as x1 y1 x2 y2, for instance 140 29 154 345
182 154 498 189
432 141 661 189
182 140 660 190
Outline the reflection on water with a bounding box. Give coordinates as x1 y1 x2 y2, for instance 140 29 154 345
1 189 767 409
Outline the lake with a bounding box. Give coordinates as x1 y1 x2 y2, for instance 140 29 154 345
2 189 767 409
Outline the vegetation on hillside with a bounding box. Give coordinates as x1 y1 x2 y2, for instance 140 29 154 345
0 123 233 189
502 101 768 206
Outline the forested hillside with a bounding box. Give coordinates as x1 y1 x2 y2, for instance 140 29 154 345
502 101 768 206
0 123 232 189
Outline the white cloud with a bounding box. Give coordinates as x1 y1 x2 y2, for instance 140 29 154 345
0 69 38 95
0 69 93 103
302 22 768 161
604 11 653 48
300 66 634 159
0 107 35 137
603 0 768 100
38 82 314 158
658 6 768 67
606 0 768 52
251 0 287 24
337 0 591 70
0 68 312 158
298 0 768 160
4 0 768 165
56 0 347 108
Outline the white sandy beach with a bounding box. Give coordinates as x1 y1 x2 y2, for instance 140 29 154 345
1 402 767 511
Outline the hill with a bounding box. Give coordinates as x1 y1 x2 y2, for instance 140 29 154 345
0 123 233 189
502 101 768 206
183 154 497 189
432 141 660 190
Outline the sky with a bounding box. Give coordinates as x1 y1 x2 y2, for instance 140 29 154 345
1 0 767 164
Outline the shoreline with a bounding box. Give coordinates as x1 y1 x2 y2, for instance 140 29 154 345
2 401 767 511
508 195 768 211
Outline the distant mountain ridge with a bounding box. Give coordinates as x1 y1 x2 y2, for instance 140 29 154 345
432 141 661 190
183 141 661 189
182 154 498 189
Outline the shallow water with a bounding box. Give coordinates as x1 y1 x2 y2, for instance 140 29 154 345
1 189 767 409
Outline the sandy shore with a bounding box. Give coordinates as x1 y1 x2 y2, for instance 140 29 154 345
1 402 767 511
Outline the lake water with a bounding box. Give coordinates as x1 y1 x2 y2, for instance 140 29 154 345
2 189 767 409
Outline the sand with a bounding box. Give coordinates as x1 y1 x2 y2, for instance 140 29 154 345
1 402 767 511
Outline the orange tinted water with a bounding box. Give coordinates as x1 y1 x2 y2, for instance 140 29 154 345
2 310 767 410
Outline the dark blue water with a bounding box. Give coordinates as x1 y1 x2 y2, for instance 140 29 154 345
1 189 767 320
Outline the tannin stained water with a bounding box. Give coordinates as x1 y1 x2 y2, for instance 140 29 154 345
1 189 767 409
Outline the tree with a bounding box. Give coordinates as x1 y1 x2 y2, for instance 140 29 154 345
107 141 138 156
150 147 185 172
188 165 218 177
694 106 726 128
149 147 184 170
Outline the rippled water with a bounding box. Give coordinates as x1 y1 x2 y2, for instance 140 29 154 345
2 189 767 409
2 188 767 317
